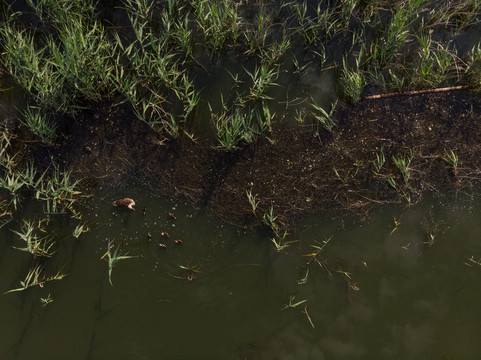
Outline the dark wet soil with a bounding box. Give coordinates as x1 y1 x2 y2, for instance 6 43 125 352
14 89 481 227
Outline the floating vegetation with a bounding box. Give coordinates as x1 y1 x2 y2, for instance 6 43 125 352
4 264 67 294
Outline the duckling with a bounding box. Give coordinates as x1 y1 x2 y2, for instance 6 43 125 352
143 207 147 215
112 198 135 210
161 232 170 238
169 212 176 220
174 239 183 245
147 232 152 241
159 243 167 249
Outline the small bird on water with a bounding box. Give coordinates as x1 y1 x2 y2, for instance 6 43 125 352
112 198 136 210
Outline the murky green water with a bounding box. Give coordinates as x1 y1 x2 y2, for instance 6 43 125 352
2 183 481 359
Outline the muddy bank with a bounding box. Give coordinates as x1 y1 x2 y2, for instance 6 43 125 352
32 89 481 226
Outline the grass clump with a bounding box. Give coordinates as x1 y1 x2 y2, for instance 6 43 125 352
1 1 116 114
19 107 58 145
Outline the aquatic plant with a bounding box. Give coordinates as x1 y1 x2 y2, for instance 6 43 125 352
245 64 280 101
19 107 57 145
427 0 481 34
463 44 481 88
281 295 306 310
1 1 117 114
304 236 332 266
212 100 255 151
310 99 338 132
192 0 241 53
302 305 315 329
340 54 365 105
393 150 415 186
368 1 418 69
169 264 201 281
271 231 293 252
410 33 458 89
297 268 309 285
72 222 90 239
35 161 82 215
40 293 54 307
12 218 56 258
102 240 136 286
4 264 67 294
262 204 278 233
291 1 336 47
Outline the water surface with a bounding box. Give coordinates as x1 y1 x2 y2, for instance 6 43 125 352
1 185 481 359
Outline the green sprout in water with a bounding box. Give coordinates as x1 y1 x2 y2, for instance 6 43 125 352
281 295 307 310
304 235 333 268
102 240 136 286
40 293 54 307
73 222 90 239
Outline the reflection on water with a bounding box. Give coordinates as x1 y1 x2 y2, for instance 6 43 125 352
1 187 481 359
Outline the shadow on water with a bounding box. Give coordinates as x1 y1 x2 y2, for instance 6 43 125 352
1 183 481 359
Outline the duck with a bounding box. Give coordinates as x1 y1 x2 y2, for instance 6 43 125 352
174 239 183 245
159 243 167 249
161 232 170 238
147 232 152 241
112 198 135 210
169 212 176 220
143 207 147 215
